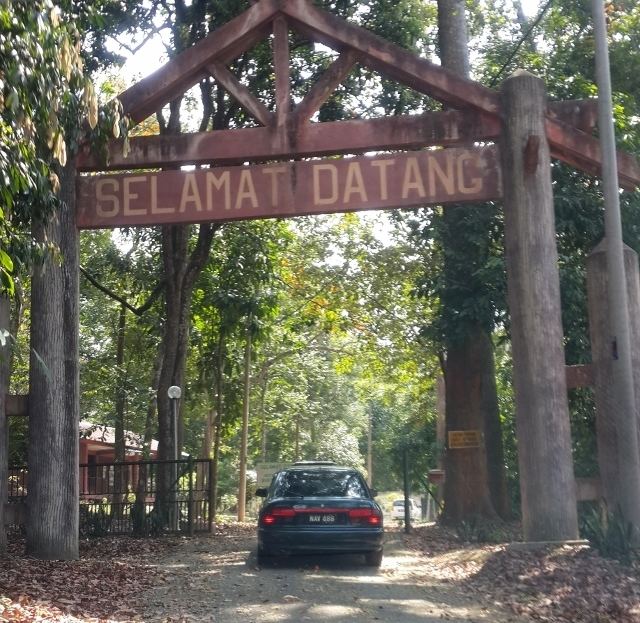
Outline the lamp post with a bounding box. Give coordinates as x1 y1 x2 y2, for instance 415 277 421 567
167 385 182 530
167 385 182 463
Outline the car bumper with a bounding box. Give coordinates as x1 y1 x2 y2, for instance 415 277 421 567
259 526 384 555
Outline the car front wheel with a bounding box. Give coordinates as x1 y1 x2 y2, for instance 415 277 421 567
364 549 383 567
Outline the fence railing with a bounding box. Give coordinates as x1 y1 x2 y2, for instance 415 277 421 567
7 458 214 537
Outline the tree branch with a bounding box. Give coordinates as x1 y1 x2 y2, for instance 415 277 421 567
80 266 164 317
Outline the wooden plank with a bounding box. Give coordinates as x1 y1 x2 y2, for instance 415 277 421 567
294 50 358 123
207 62 274 127
575 477 602 502
118 0 279 124
272 16 290 131
548 100 598 133
586 241 640 512
76 110 501 171
76 145 502 229
280 0 500 115
565 364 594 389
5 394 28 417
547 117 640 191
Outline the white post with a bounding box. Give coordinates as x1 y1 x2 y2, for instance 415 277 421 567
168 385 182 530
591 0 640 537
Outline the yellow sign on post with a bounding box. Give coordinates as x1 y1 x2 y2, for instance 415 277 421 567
448 430 483 449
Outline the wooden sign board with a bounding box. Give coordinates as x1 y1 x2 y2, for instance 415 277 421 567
448 430 483 449
76 146 502 229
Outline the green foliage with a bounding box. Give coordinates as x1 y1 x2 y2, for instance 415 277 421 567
0 0 137 297
581 507 637 566
409 203 506 347
79 230 162 431
0 0 78 290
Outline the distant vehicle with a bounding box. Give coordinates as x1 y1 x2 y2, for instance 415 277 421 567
391 498 421 522
255 464 384 567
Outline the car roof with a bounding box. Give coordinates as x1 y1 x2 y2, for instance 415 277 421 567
281 464 354 471
292 460 337 466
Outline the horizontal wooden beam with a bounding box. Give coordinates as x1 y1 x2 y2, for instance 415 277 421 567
565 364 594 390
5 394 28 417
280 0 500 115
118 0 279 124
575 477 601 502
76 110 501 171
547 118 640 191
548 99 598 133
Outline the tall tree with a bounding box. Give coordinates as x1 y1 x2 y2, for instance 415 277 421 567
0 0 119 558
435 0 507 522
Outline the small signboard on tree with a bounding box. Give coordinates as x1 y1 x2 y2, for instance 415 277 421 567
448 430 482 449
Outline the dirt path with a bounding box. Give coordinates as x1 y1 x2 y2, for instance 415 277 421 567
141 527 525 623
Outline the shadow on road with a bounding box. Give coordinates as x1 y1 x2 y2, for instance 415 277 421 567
142 530 524 623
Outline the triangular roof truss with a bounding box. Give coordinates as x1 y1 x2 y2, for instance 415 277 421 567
77 0 640 191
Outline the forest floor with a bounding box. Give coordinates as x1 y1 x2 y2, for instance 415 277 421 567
0 523 639 622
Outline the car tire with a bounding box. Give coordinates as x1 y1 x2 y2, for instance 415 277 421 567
364 549 383 567
257 547 271 565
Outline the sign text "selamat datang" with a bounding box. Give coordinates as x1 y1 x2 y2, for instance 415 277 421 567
76 146 502 229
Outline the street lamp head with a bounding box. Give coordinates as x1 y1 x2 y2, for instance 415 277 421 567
167 385 182 400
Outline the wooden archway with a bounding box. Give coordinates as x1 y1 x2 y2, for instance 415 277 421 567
71 0 639 543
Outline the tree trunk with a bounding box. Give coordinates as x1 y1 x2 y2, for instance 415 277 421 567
500 71 578 541
260 376 268 461
442 330 496 522
114 302 127 463
237 322 252 521
0 295 11 552
480 333 511 518
113 302 127 516
435 375 446 505
211 339 225 518
438 0 504 523
133 344 163 536
437 0 470 76
28 160 79 559
155 219 215 527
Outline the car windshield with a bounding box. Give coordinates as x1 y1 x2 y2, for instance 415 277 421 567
393 501 404 507
272 469 368 498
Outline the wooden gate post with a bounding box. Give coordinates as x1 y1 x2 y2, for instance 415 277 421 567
500 70 578 541
587 241 640 513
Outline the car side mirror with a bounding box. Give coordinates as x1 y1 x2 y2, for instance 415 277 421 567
370 488 378 497
255 487 268 498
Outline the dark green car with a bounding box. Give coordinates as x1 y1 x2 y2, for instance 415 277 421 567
256 463 384 567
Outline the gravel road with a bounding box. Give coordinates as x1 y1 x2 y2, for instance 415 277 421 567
141 526 525 623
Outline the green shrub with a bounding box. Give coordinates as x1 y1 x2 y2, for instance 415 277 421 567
580 506 636 565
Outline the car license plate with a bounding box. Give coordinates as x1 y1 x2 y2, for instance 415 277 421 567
308 514 335 523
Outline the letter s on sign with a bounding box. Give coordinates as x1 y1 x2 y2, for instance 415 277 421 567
96 179 120 218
